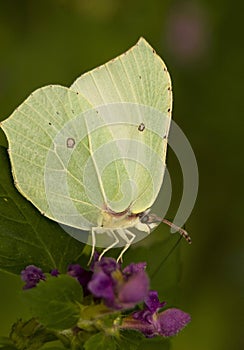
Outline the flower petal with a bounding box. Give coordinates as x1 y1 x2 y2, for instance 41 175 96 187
88 270 114 302
94 257 120 275
157 308 191 337
123 262 147 277
118 271 149 307
144 290 166 313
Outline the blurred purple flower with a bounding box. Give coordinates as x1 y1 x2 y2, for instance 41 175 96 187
50 269 59 277
165 1 210 64
67 264 92 295
89 251 100 271
123 262 147 276
93 257 120 274
87 269 115 301
21 265 46 289
122 290 191 337
118 270 149 307
88 258 149 309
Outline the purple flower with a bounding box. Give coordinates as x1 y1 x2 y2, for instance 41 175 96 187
67 264 92 295
157 308 191 337
118 271 149 307
144 290 166 313
93 257 120 275
88 259 149 309
21 265 46 289
122 290 191 337
123 262 147 277
89 251 100 271
165 2 210 64
88 270 115 301
50 269 59 277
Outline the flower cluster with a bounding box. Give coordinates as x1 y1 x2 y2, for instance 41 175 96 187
88 258 149 309
21 255 190 338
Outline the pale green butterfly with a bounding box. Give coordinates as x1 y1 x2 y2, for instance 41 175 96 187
1 38 190 262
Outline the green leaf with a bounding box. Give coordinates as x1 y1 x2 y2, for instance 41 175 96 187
0 336 17 350
40 348 66 350
84 329 143 350
0 345 17 350
22 275 83 331
0 146 88 275
40 348 65 350
78 303 112 323
40 343 67 350
0 337 13 345
84 333 116 350
116 330 143 350
9 318 56 350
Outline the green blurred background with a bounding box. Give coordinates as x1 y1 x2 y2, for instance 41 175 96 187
0 0 243 349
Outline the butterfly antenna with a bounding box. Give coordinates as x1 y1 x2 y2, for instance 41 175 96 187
146 213 192 244
162 219 192 244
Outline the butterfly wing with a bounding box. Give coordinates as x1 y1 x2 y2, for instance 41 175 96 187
71 38 172 213
1 86 128 229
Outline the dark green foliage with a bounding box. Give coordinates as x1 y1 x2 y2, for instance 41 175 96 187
0 147 87 275
22 275 83 331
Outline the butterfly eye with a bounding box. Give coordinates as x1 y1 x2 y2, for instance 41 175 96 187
140 215 149 224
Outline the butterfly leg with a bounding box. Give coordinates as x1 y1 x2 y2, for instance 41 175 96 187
99 230 119 260
116 229 135 262
87 227 96 265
